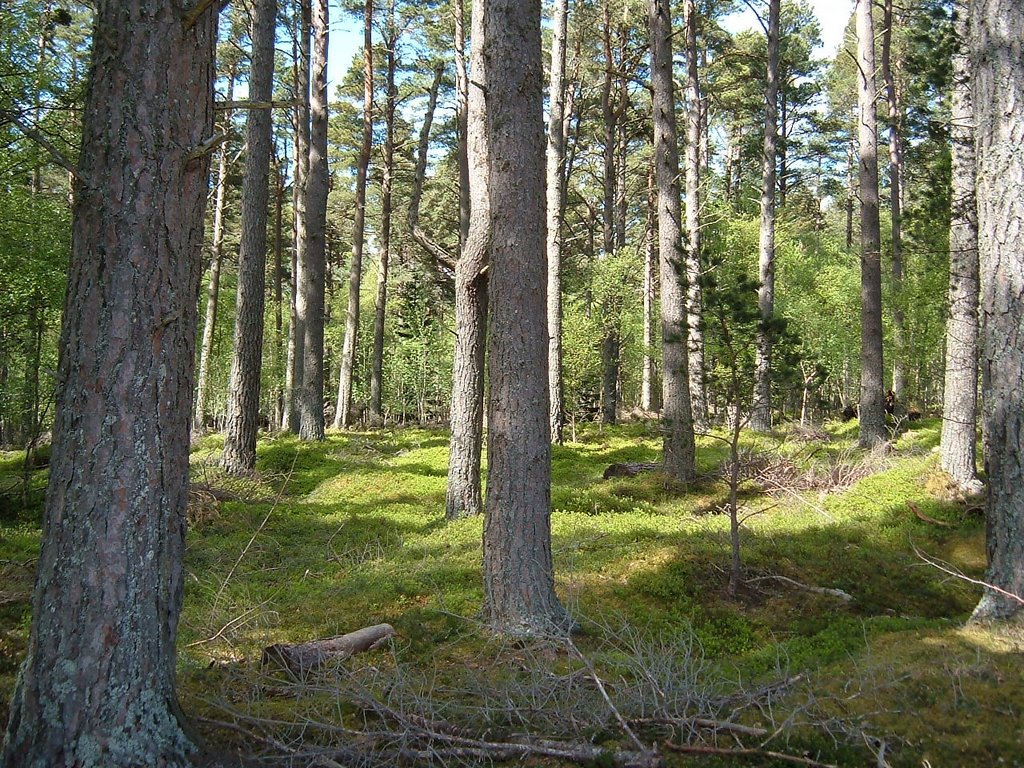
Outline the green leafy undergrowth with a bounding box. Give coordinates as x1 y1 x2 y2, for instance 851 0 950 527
0 419 1008 766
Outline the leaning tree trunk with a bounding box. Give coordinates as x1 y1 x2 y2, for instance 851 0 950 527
0 1 215 763
482 0 570 635
651 0 696 483
445 0 489 521
193 66 235 435
751 0 780 433
546 0 569 444
683 0 707 430
856 0 886 447
939 0 981 493
334 0 373 429
223 0 277 474
969 0 1024 622
881 0 906 405
297 0 328 440
369 3 397 427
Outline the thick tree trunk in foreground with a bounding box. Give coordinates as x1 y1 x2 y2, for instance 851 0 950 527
546 0 569 444
223 0 278 474
298 0 328 440
445 0 489 520
334 0 373 429
651 0 695 483
969 0 1024 622
683 0 707 430
856 0 886 447
482 0 569 635
193 67 235 434
940 0 981 493
751 0 780 433
0 1 215 763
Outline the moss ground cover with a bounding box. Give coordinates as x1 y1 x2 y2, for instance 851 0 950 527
1 419 1019 766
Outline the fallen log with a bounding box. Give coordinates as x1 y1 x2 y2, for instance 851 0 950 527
603 462 660 480
262 623 396 674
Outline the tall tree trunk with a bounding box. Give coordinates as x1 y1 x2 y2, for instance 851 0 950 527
482 0 569 636
334 0 373 429
881 0 906 404
751 0 780 433
683 0 706 429
298 0 328 440
454 0 471 246
273 153 285 430
223 0 278 473
940 0 981 493
445 0 489 520
369 3 397 426
547 0 569 444
0 1 215 762
599 0 619 426
651 0 696 483
642 164 656 412
856 0 886 447
969 0 1024 622
285 0 311 433
193 67 235 435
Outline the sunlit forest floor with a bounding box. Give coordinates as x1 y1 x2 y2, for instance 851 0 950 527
2 418 1023 766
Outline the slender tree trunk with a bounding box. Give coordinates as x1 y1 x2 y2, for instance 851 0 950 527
369 4 397 426
642 165 656 412
223 0 278 473
273 154 285 430
651 0 696 483
547 0 569 444
599 0 618 426
445 0 489 520
0 1 215 762
298 0 328 440
683 0 706 429
845 124 855 250
882 0 906 405
454 0 471 247
285 0 311 433
751 0 780 433
969 0 1024 621
940 0 981 493
194 68 235 435
856 0 886 447
335 0 373 429
482 0 569 636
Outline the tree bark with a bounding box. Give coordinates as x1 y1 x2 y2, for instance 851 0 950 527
334 0 373 429
445 0 489 520
599 0 618 426
454 0 470 247
546 0 569 444
369 1 397 427
298 0 328 440
193 66 235 435
223 0 278 474
651 0 696 483
969 0 1024 622
939 0 981 493
482 0 569 635
751 0 780 433
642 165 656 412
285 0 311 433
856 0 886 447
881 0 906 404
683 0 707 430
0 1 215 763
